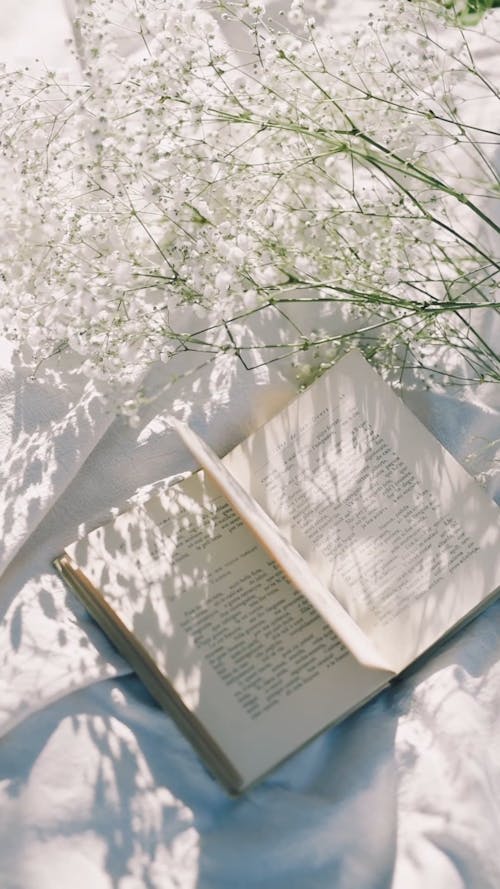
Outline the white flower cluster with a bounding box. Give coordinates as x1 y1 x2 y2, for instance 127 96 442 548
0 0 498 391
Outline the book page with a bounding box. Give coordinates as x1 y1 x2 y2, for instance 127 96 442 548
173 419 393 673
223 351 500 672
66 472 388 788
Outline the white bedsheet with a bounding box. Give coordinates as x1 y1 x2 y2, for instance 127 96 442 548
1 3 499 888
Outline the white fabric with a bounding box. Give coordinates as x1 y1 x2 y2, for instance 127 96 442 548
0 3 499 888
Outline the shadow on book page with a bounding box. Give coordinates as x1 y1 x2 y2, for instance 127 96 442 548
221 351 500 673
173 418 394 674
66 473 390 788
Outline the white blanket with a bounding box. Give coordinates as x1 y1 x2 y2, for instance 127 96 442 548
1 3 499 888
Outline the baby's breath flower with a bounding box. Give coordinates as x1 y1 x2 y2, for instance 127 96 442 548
0 0 498 397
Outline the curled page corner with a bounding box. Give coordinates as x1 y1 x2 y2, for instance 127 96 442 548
172 419 396 677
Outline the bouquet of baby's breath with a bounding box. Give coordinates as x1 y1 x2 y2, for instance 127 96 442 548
0 0 498 398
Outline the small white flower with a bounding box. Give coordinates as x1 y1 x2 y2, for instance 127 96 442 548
215 269 233 294
247 0 265 14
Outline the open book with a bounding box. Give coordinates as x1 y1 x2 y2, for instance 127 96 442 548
54 351 500 792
